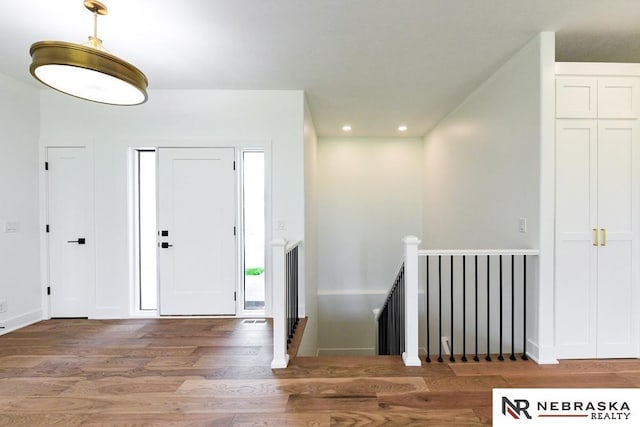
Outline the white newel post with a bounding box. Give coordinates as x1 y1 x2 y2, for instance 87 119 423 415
402 235 422 366
271 238 290 369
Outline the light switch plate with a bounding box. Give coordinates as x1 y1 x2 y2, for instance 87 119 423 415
4 221 19 233
519 217 527 233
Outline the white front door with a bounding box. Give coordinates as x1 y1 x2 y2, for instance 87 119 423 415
47 147 94 318
157 148 237 315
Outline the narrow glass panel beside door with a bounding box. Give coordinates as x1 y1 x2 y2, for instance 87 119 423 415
137 150 158 311
243 151 265 310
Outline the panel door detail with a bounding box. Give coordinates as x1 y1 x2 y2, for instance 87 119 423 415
597 78 640 119
555 120 598 359
47 147 94 318
555 118 640 359
158 148 237 315
595 120 640 358
556 77 597 119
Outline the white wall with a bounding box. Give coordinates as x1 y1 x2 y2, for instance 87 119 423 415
39 90 307 319
422 33 556 362
299 97 319 356
0 73 42 333
317 136 423 354
423 40 542 249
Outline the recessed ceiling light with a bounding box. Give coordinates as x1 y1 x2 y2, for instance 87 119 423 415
342 125 352 132
398 125 408 132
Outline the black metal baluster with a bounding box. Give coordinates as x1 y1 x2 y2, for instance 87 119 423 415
522 256 528 361
291 249 294 341
498 255 504 361
461 255 467 362
286 250 290 346
296 248 299 325
474 255 479 362
426 256 431 363
510 254 516 361
486 255 492 362
384 293 388 355
287 249 291 343
294 247 299 332
400 270 405 354
438 255 443 363
290 249 294 341
450 255 455 362
391 283 395 354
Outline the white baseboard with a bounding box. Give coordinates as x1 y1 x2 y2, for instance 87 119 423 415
92 306 127 319
316 347 376 356
526 339 558 364
0 309 44 335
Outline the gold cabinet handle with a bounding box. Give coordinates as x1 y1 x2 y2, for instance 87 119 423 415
600 228 606 246
593 228 598 246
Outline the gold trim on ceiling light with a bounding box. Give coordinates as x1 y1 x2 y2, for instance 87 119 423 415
29 0 148 105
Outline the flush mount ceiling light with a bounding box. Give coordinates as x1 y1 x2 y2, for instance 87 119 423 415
398 125 408 132
342 125 352 132
29 0 148 105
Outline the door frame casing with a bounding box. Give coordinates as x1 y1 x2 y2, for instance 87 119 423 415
127 141 273 318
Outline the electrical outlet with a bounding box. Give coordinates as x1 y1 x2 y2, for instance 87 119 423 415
0 300 7 313
441 336 451 355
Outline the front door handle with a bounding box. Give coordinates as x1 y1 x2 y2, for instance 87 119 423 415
160 242 173 249
67 238 86 245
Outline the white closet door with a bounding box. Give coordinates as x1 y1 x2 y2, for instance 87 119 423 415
556 77 597 119
596 120 640 358
555 120 598 359
598 78 640 119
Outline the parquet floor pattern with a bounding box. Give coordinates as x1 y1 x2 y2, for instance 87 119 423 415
0 318 639 426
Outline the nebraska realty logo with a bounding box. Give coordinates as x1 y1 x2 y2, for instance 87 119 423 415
493 389 640 426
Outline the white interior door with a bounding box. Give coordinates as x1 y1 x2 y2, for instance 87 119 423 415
158 148 237 315
555 120 598 359
596 120 640 358
47 147 94 318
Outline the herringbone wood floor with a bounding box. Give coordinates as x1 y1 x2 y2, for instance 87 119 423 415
0 318 639 426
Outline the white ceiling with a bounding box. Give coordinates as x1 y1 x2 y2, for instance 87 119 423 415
2 0 640 136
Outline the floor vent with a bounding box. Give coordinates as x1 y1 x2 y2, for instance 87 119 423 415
242 319 267 324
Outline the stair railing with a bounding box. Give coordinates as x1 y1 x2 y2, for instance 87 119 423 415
420 249 538 363
271 238 301 369
375 236 422 366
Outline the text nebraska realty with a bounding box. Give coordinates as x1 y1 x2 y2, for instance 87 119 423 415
505 397 631 420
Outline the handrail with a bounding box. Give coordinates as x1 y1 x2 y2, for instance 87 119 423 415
419 249 539 257
376 264 405 356
375 258 405 322
286 240 302 252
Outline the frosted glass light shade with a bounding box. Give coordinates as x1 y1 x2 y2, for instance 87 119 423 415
30 41 148 106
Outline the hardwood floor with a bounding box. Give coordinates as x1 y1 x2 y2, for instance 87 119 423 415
0 318 639 426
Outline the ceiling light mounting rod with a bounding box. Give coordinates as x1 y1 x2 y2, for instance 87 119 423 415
84 0 107 48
